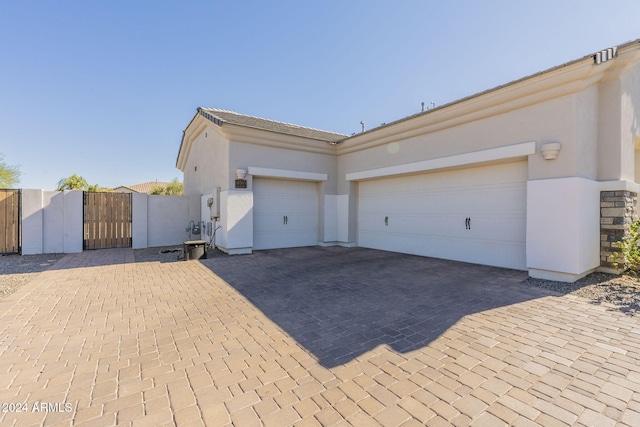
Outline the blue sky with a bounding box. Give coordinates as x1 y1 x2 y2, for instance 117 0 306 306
1 1 640 190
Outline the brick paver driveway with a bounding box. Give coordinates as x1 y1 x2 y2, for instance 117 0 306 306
1 247 639 426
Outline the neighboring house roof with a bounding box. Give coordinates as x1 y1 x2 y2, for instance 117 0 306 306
114 182 171 194
112 186 135 193
197 108 348 143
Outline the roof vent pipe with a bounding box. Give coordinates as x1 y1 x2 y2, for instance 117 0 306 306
421 102 425 112
360 121 365 132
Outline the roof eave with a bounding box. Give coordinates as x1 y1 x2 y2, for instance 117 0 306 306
337 41 640 153
340 38 640 147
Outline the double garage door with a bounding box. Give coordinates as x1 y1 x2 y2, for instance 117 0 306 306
251 162 526 270
253 178 318 250
358 161 527 270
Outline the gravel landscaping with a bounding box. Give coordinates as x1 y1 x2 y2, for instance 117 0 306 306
0 253 66 299
523 272 640 316
1 249 639 317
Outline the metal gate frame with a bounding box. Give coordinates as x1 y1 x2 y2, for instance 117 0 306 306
0 189 21 255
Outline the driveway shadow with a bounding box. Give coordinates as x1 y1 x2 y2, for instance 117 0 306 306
201 246 556 368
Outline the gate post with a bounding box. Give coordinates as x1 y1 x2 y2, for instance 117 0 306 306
64 190 84 253
21 189 43 255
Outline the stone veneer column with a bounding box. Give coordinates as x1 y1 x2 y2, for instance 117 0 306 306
600 190 638 269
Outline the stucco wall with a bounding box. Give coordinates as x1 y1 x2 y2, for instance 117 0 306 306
136 193 200 249
527 177 600 281
131 192 148 249
183 124 229 196
147 195 192 247
635 148 640 184
218 190 253 254
596 61 640 182
337 93 585 195
230 141 337 194
21 190 82 255
598 78 624 181
575 85 599 181
21 189 44 255
622 63 640 182
323 195 338 244
43 191 65 253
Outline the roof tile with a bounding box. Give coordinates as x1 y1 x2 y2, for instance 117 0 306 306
198 108 347 143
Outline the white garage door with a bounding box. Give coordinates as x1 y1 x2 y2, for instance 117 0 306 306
358 161 527 270
253 178 318 250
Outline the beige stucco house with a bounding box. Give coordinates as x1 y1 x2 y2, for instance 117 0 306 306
177 38 640 282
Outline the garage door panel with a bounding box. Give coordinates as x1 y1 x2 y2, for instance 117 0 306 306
358 161 527 270
282 230 319 247
467 189 524 212
288 196 318 213
465 215 525 242
253 178 318 250
361 214 525 242
254 213 284 230
253 231 284 250
286 213 318 231
255 195 316 214
254 195 283 214
360 230 525 268
391 214 458 237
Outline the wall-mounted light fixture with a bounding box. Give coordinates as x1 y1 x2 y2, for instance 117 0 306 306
235 169 247 189
540 142 561 160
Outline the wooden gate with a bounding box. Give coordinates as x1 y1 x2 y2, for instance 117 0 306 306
0 189 21 254
84 192 132 250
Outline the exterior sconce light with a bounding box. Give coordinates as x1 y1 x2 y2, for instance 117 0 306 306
540 142 561 160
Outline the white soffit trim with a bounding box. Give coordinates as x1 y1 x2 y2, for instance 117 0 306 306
346 141 536 181
248 167 328 182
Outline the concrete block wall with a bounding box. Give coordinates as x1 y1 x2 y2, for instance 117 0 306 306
22 190 83 255
21 190 198 255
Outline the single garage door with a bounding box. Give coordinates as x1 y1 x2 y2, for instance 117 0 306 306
253 178 318 250
358 161 527 270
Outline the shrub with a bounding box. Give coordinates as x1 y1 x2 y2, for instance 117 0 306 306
149 178 183 196
612 219 640 275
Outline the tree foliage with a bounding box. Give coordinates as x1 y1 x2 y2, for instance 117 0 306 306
0 154 20 188
87 184 113 193
150 178 183 196
165 178 184 195
57 174 114 192
149 186 164 195
56 174 89 191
